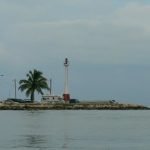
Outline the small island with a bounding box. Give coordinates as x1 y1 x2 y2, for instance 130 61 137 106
1 63 148 111
0 100 149 110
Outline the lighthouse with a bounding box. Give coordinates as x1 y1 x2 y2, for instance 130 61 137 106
63 58 70 102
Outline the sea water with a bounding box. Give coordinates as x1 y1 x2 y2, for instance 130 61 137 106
0 110 150 150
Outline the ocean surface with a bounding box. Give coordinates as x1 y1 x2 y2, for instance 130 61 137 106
0 110 150 150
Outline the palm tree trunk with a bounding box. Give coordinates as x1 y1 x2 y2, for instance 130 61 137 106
31 92 34 103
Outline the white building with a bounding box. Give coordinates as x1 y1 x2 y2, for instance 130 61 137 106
41 95 64 104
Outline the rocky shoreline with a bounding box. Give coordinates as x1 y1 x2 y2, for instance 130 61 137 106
0 102 149 110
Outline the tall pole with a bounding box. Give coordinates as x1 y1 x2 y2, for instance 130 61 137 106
64 64 69 94
49 78 52 95
13 79 17 99
63 58 70 102
0 75 4 100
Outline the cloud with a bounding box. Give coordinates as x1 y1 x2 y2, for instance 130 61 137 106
114 2 150 29
0 43 5 55
2 22 150 67
1 1 150 67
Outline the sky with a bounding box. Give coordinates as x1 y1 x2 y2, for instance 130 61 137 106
0 0 150 105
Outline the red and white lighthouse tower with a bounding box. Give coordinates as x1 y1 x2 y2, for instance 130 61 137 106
63 58 70 102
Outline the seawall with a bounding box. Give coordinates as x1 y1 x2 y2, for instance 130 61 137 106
0 102 149 110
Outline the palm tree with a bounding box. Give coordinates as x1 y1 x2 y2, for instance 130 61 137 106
19 69 49 103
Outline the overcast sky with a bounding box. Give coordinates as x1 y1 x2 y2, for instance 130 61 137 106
0 0 150 105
